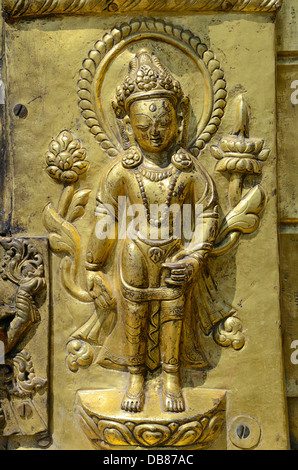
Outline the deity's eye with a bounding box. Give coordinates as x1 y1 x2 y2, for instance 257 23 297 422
136 124 150 131
158 118 171 128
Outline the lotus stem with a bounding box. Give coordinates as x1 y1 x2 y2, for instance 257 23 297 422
58 184 75 218
212 231 241 257
61 257 92 303
229 173 243 208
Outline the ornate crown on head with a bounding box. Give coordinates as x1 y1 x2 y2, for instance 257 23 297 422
113 48 183 119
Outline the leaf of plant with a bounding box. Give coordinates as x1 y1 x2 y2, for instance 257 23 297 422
67 189 92 223
43 203 80 258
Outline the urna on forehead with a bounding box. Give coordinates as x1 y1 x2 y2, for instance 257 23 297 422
130 98 175 116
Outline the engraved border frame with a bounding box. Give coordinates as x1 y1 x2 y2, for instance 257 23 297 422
3 0 283 20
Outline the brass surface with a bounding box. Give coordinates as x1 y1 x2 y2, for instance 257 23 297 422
0 0 292 451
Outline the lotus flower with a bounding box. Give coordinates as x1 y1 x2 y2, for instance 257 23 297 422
46 131 89 184
211 96 269 175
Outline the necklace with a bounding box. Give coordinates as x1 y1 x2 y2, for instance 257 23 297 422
139 164 173 182
135 169 180 227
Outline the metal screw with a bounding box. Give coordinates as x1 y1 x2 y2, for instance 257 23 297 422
13 104 28 119
236 424 250 439
17 402 32 419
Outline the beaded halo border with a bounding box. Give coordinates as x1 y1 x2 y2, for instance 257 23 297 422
78 18 227 158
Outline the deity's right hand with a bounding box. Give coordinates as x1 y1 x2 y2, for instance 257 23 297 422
86 271 115 310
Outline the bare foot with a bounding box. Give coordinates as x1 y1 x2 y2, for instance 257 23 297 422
121 372 145 413
162 370 185 413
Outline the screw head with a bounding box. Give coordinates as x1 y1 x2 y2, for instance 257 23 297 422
229 416 261 449
236 424 250 439
13 104 28 119
17 402 32 419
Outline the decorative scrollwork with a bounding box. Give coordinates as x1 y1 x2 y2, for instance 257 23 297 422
3 350 47 397
78 18 227 158
213 317 245 350
66 339 93 372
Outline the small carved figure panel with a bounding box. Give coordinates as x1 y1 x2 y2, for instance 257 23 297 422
0 238 50 445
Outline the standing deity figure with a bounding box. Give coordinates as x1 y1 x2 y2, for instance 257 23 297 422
84 49 230 413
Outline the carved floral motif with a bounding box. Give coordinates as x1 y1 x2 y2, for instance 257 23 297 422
46 131 89 184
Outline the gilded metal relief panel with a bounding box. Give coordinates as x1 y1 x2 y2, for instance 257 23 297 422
0 1 288 451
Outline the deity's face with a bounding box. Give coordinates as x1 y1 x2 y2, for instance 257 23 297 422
128 98 179 154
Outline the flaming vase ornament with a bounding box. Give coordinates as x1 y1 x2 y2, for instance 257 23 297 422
211 96 270 208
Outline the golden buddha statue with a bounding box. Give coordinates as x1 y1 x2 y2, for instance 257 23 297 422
82 48 232 414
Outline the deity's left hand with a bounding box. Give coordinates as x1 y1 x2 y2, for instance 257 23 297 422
162 257 200 286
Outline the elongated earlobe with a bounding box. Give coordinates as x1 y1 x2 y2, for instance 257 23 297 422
123 115 133 136
177 96 190 147
116 115 134 150
122 115 136 148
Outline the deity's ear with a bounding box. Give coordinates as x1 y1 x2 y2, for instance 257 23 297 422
122 115 135 148
116 114 134 150
177 96 190 147
123 115 133 134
